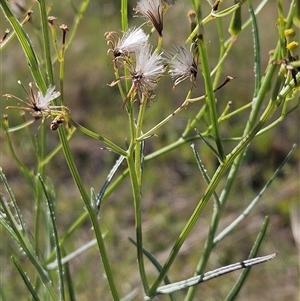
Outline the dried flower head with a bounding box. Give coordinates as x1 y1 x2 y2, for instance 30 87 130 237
105 27 148 59
50 115 66 131
167 45 198 89
130 43 165 99
4 81 62 118
109 43 165 106
135 0 164 36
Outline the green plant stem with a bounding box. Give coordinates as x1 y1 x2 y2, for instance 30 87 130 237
67 117 127 156
198 34 225 161
214 144 296 246
136 90 193 141
66 0 90 50
121 0 128 31
39 175 65 301
55 65 298 260
183 5 297 298
148 96 278 297
135 96 147 185
38 0 54 85
0 0 46 92
225 216 270 301
32 0 52 257
56 32 119 297
126 96 149 293
211 14 226 82
12 256 42 301
0 195 57 300
127 154 149 293
57 127 120 300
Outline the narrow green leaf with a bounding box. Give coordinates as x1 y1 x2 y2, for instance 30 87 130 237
0 168 26 232
38 0 54 85
12 256 41 301
96 155 126 211
61 247 77 301
225 216 271 301
0 0 46 92
155 253 276 296
38 174 65 301
249 0 262 97
46 239 98 270
128 237 175 297
0 179 57 300
214 144 297 246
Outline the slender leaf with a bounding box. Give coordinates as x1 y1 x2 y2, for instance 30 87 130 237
38 174 65 301
225 216 271 301
12 256 41 301
249 0 262 97
0 0 46 92
155 253 276 295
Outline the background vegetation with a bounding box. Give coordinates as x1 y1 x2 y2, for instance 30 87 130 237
0 0 299 300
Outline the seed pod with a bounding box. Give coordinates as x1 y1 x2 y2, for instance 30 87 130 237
187 10 197 36
228 0 242 37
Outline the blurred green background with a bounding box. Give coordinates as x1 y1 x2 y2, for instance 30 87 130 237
0 0 299 300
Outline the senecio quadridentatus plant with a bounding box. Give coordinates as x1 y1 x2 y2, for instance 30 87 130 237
1 0 300 300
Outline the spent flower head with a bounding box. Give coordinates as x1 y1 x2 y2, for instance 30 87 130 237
3 81 69 130
105 27 148 59
3 81 70 130
130 43 165 98
4 81 61 118
167 45 198 89
135 0 164 36
109 43 165 106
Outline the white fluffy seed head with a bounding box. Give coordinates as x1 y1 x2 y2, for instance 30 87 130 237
168 45 197 87
134 43 165 90
115 27 148 57
135 0 164 36
37 86 61 110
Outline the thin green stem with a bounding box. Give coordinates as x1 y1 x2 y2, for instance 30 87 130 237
225 216 270 301
121 0 128 31
39 175 65 301
198 34 225 161
38 0 54 85
135 96 147 185
0 0 46 92
57 126 120 299
136 90 193 141
183 5 297 297
127 154 149 293
125 94 150 292
67 117 127 156
66 0 90 50
148 99 277 297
